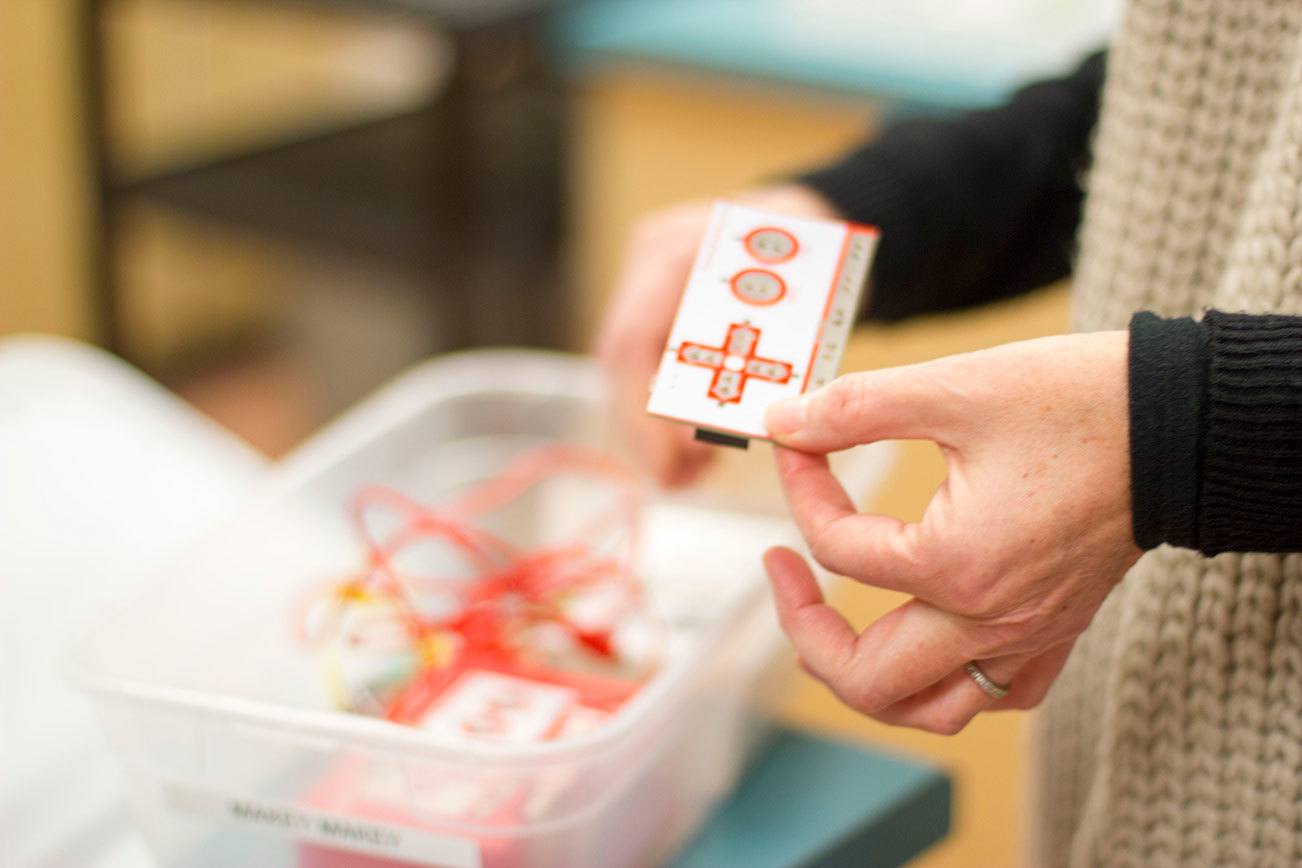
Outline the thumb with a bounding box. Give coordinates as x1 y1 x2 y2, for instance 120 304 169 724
765 365 953 453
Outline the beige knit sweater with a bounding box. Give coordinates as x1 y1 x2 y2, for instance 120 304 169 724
1035 1 1302 865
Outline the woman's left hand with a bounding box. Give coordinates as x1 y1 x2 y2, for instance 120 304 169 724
762 331 1143 734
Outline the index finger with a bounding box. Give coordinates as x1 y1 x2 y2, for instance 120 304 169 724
774 447 931 596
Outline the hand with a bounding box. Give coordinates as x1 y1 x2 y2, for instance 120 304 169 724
596 185 841 487
761 331 1142 734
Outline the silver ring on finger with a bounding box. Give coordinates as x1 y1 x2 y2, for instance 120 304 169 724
964 661 1009 699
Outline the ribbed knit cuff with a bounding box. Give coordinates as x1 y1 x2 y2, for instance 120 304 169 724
1199 311 1302 554
1129 312 1207 550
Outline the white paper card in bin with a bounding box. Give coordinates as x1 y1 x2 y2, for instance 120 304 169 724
646 202 878 446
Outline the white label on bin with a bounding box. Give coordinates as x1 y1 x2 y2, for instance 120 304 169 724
166 782 483 868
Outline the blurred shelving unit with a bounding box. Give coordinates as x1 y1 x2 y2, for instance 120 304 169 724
79 0 574 374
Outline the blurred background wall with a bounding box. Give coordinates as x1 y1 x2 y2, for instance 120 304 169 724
2 0 96 340
0 2 1116 864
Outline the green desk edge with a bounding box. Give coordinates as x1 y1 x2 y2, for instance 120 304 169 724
671 725 951 868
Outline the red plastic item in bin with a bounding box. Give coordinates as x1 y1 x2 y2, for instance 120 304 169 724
296 444 656 723
298 659 631 868
385 649 637 735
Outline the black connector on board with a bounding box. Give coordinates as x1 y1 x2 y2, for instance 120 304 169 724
694 428 749 450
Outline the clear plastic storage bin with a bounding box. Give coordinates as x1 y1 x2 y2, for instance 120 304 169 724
74 351 887 868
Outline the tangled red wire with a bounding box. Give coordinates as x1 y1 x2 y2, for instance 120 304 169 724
297 444 653 724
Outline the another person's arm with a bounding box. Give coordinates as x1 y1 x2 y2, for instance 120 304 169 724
598 52 1107 486
801 51 1106 320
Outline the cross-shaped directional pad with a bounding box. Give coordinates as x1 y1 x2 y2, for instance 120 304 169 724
677 323 795 404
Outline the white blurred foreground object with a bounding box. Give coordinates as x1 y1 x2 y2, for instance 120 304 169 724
647 202 877 447
0 336 267 868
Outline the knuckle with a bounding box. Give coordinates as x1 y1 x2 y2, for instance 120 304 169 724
774 606 802 639
945 581 992 619
807 530 850 577
945 572 1008 620
818 374 872 425
1007 693 1045 711
838 678 882 716
923 710 973 736
893 525 933 580
966 620 1032 660
994 679 1046 711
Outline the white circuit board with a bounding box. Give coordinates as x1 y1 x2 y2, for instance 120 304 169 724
646 202 878 444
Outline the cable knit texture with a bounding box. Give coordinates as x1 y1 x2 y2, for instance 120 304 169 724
1037 1 1302 865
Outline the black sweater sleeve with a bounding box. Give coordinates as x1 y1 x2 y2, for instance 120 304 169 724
799 51 1107 322
1130 310 1302 555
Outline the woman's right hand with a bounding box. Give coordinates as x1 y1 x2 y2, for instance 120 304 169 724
596 185 842 487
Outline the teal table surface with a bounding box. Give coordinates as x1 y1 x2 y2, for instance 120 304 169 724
671 725 951 868
554 0 1115 110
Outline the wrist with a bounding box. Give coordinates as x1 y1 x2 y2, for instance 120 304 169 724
1127 312 1208 552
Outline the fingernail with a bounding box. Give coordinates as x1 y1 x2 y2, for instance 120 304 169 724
765 397 806 436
